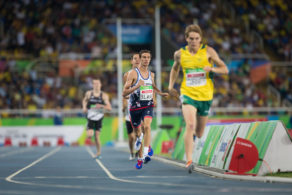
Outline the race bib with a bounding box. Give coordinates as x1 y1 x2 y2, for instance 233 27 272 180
186 69 206 87
140 86 153 101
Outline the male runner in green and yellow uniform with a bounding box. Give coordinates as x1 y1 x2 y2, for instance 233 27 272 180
168 24 229 173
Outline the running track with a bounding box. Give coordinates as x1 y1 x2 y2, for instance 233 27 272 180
1 146 292 195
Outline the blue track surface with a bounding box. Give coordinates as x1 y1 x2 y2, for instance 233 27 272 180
1 146 292 195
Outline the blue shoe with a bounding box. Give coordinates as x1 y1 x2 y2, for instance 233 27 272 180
144 155 151 164
95 155 102 160
136 159 143 169
148 146 153 156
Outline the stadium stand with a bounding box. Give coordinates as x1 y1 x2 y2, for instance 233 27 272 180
0 0 291 116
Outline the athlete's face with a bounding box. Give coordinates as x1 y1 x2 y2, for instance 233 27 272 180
186 32 201 50
140 53 151 66
131 54 140 68
92 79 101 91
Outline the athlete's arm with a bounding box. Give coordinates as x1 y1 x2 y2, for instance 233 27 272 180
102 93 112 111
168 50 181 99
122 70 144 97
123 72 130 99
205 46 229 74
82 91 90 113
122 71 129 111
122 97 128 112
151 72 169 97
123 72 128 84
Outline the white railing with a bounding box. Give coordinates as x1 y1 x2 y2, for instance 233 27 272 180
0 107 291 118
268 85 281 106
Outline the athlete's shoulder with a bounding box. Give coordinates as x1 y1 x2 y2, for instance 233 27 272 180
101 91 109 98
129 68 139 76
206 45 215 53
174 49 181 62
174 49 182 56
85 90 92 95
206 45 218 57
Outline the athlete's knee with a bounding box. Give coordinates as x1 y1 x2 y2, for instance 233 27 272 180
129 133 135 140
143 125 150 132
87 130 94 137
186 123 195 131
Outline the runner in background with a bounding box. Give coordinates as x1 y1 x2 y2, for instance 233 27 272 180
123 53 140 160
82 77 112 159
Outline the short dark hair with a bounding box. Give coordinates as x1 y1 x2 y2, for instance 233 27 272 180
92 76 101 81
130 52 140 60
139 50 151 58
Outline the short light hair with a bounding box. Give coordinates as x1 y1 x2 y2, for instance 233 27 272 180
185 24 203 38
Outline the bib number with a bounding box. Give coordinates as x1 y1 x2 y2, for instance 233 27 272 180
140 86 153 101
186 69 206 87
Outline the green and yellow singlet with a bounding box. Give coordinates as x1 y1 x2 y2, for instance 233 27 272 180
180 44 214 101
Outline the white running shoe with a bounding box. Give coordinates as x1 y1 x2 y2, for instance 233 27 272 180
129 154 135 161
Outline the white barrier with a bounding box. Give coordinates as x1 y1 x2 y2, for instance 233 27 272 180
0 126 84 146
192 121 292 175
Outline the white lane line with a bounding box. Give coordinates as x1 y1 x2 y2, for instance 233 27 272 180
6 147 61 184
85 146 189 187
0 148 34 158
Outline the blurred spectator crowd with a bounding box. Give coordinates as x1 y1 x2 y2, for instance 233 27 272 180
230 0 292 61
0 0 291 114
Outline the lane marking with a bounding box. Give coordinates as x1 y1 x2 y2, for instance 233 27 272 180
2 146 292 193
6 147 61 184
0 148 34 158
85 146 189 186
0 175 187 180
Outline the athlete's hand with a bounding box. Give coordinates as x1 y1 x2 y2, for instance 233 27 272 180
168 88 179 100
95 104 104 109
203 66 212 73
160 92 169 98
83 108 87 113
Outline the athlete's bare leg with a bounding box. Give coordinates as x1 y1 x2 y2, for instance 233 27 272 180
128 132 135 155
196 115 208 138
182 104 197 162
143 117 152 148
94 130 101 156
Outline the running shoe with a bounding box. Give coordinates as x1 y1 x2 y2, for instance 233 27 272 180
136 159 143 169
144 155 151 164
129 154 135 161
95 155 102 160
148 146 153 156
185 160 194 174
